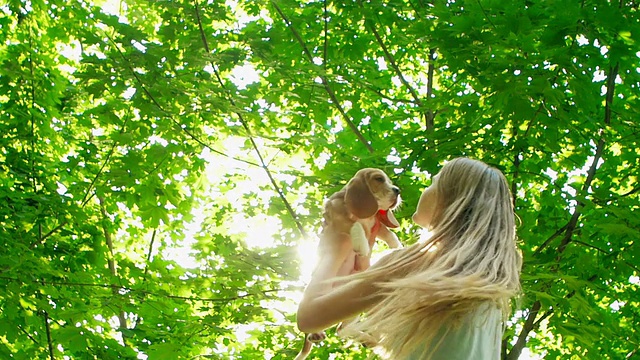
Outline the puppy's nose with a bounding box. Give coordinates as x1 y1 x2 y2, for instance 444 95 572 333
393 186 400 194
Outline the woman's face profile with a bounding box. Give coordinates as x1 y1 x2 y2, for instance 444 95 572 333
413 174 439 228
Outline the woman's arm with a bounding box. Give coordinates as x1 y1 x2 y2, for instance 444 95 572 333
296 254 383 333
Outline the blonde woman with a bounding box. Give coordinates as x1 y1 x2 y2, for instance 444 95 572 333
297 158 522 359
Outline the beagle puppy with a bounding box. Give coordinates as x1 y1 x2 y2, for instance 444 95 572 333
295 168 402 360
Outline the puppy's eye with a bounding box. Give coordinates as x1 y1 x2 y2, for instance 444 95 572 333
375 176 385 182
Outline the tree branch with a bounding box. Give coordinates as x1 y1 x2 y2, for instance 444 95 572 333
507 300 541 360
43 311 55 360
27 111 131 249
195 0 308 239
25 18 47 253
510 63 619 358
357 0 432 128
270 0 374 153
98 28 258 169
513 75 565 205
524 274 599 339
0 276 285 303
98 196 127 331
535 63 619 256
557 63 618 254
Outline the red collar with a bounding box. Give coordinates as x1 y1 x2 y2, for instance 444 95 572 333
370 209 398 241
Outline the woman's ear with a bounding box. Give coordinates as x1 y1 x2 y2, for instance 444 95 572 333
345 171 378 219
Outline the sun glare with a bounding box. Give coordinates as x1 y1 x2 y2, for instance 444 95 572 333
296 237 320 283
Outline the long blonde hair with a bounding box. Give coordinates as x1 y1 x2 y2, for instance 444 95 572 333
340 158 522 359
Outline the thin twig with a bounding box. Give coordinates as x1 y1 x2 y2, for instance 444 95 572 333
573 240 609 255
475 0 497 29
527 274 599 332
532 309 553 328
143 229 157 277
604 63 619 127
27 18 38 193
626 261 640 274
425 49 436 129
26 18 46 250
595 185 640 205
81 115 130 206
18 325 39 345
361 83 416 104
29 221 69 249
133 229 158 329
533 223 569 255
323 0 328 71
533 64 617 256
511 120 520 205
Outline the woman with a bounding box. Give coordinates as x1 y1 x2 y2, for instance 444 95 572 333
297 158 522 359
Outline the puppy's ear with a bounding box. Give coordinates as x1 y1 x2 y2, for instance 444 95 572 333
345 171 378 219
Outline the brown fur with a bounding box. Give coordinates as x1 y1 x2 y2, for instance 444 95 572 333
295 168 402 360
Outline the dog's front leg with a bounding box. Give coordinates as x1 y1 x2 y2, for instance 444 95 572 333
350 222 370 256
377 225 402 249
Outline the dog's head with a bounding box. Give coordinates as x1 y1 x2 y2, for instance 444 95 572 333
344 168 401 220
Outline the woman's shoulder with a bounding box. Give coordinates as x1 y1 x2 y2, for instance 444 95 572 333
439 303 502 359
465 301 503 325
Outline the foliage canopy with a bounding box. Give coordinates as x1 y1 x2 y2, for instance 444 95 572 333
1 0 638 359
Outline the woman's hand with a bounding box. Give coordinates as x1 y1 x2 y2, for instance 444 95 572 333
296 252 383 333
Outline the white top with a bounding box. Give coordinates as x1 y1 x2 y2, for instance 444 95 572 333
408 303 503 360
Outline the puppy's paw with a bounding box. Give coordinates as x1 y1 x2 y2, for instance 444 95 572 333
307 332 326 343
353 242 370 257
350 223 370 256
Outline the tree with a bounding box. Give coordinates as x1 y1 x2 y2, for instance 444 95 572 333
0 0 638 358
